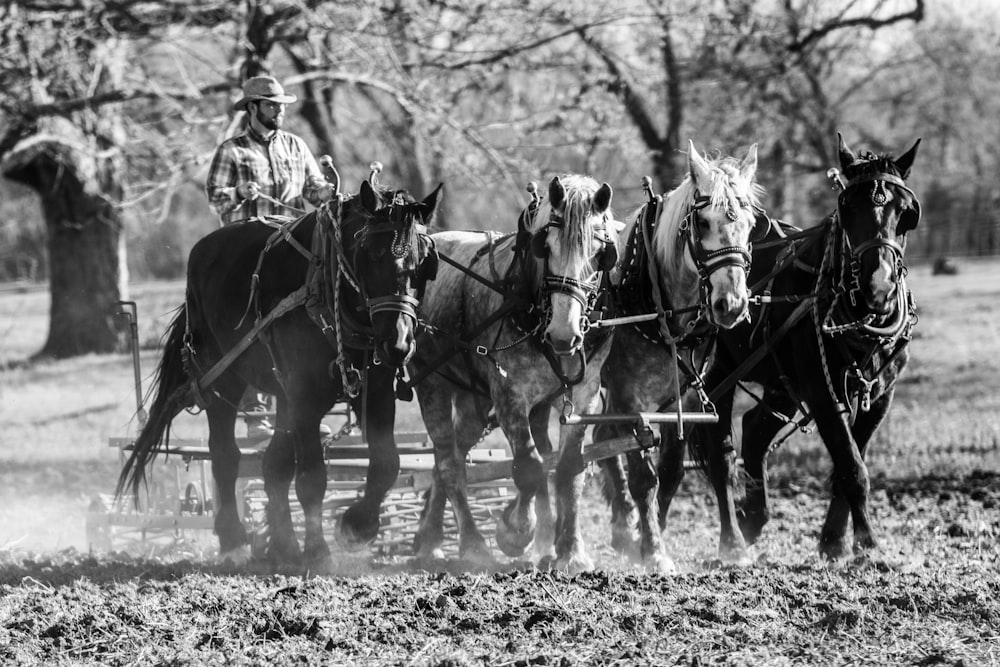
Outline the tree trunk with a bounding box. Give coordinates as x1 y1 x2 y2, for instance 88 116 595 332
2 127 125 358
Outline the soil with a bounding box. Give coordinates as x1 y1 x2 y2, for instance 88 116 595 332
0 467 998 666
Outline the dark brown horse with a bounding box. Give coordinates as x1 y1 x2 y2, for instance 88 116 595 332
116 180 441 569
409 174 620 570
678 134 921 561
595 142 769 572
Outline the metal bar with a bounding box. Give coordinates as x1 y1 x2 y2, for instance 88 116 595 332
559 412 719 426
116 301 147 427
589 312 660 328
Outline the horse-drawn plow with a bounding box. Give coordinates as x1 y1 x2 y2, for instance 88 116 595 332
86 416 515 557
86 302 717 559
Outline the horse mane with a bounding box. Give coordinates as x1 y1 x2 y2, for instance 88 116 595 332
526 174 612 280
653 156 764 299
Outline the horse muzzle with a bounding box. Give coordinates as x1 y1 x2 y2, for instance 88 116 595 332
368 294 419 368
711 292 749 329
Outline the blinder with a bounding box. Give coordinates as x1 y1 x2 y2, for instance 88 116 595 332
418 239 439 283
531 227 549 258
897 199 921 235
751 209 773 243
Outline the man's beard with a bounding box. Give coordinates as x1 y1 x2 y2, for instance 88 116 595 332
260 114 282 131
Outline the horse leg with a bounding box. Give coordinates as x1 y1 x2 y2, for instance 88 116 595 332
338 369 400 550
824 387 895 555
411 379 454 559
494 392 544 559
811 398 873 560
551 385 603 573
413 378 492 562
262 349 335 570
656 422 684 531
623 444 674 573
451 392 494 562
694 382 750 563
737 390 797 545
206 381 250 563
262 436 299 564
261 394 301 566
529 402 557 563
594 437 639 560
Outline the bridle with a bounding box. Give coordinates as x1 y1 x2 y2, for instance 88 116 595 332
679 190 756 286
522 182 618 331
638 176 765 339
821 166 919 339
352 194 438 325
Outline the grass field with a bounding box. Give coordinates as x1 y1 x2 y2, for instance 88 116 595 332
0 259 998 552
1 261 999 666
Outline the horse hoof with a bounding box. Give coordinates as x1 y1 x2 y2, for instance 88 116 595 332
819 537 852 561
218 545 252 566
719 547 754 567
854 532 878 553
460 540 496 566
495 505 534 557
611 526 641 562
537 554 556 570
738 511 768 545
555 551 594 574
335 514 376 553
646 552 678 575
413 546 446 563
495 518 534 557
303 552 335 575
266 540 303 568
533 543 557 564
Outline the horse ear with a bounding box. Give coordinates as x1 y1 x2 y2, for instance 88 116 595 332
593 183 613 214
740 143 758 182
360 180 382 214
548 176 565 210
837 132 857 171
419 183 444 223
894 138 921 180
688 140 712 185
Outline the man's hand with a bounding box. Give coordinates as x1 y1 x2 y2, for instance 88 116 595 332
237 182 260 200
316 183 336 202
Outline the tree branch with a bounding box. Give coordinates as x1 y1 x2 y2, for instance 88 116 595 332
787 0 925 53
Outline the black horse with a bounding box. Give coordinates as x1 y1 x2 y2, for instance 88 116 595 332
670 134 921 562
116 179 441 569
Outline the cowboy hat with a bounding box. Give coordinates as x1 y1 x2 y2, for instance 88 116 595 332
233 76 297 111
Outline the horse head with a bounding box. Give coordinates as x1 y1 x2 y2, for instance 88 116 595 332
524 174 617 355
348 179 442 367
834 133 921 317
655 141 766 330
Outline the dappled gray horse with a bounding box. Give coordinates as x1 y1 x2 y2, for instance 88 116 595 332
597 142 769 572
410 174 620 570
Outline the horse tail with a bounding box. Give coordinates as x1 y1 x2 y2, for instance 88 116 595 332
115 305 194 504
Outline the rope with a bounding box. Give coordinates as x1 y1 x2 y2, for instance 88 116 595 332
327 201 362 398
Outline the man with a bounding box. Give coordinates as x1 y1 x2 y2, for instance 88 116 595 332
206 75 334 224
205 75 334 441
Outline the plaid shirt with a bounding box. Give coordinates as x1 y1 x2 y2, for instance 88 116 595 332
205 126 327 224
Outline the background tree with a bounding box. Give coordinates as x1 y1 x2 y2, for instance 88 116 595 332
6 0 1000 362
